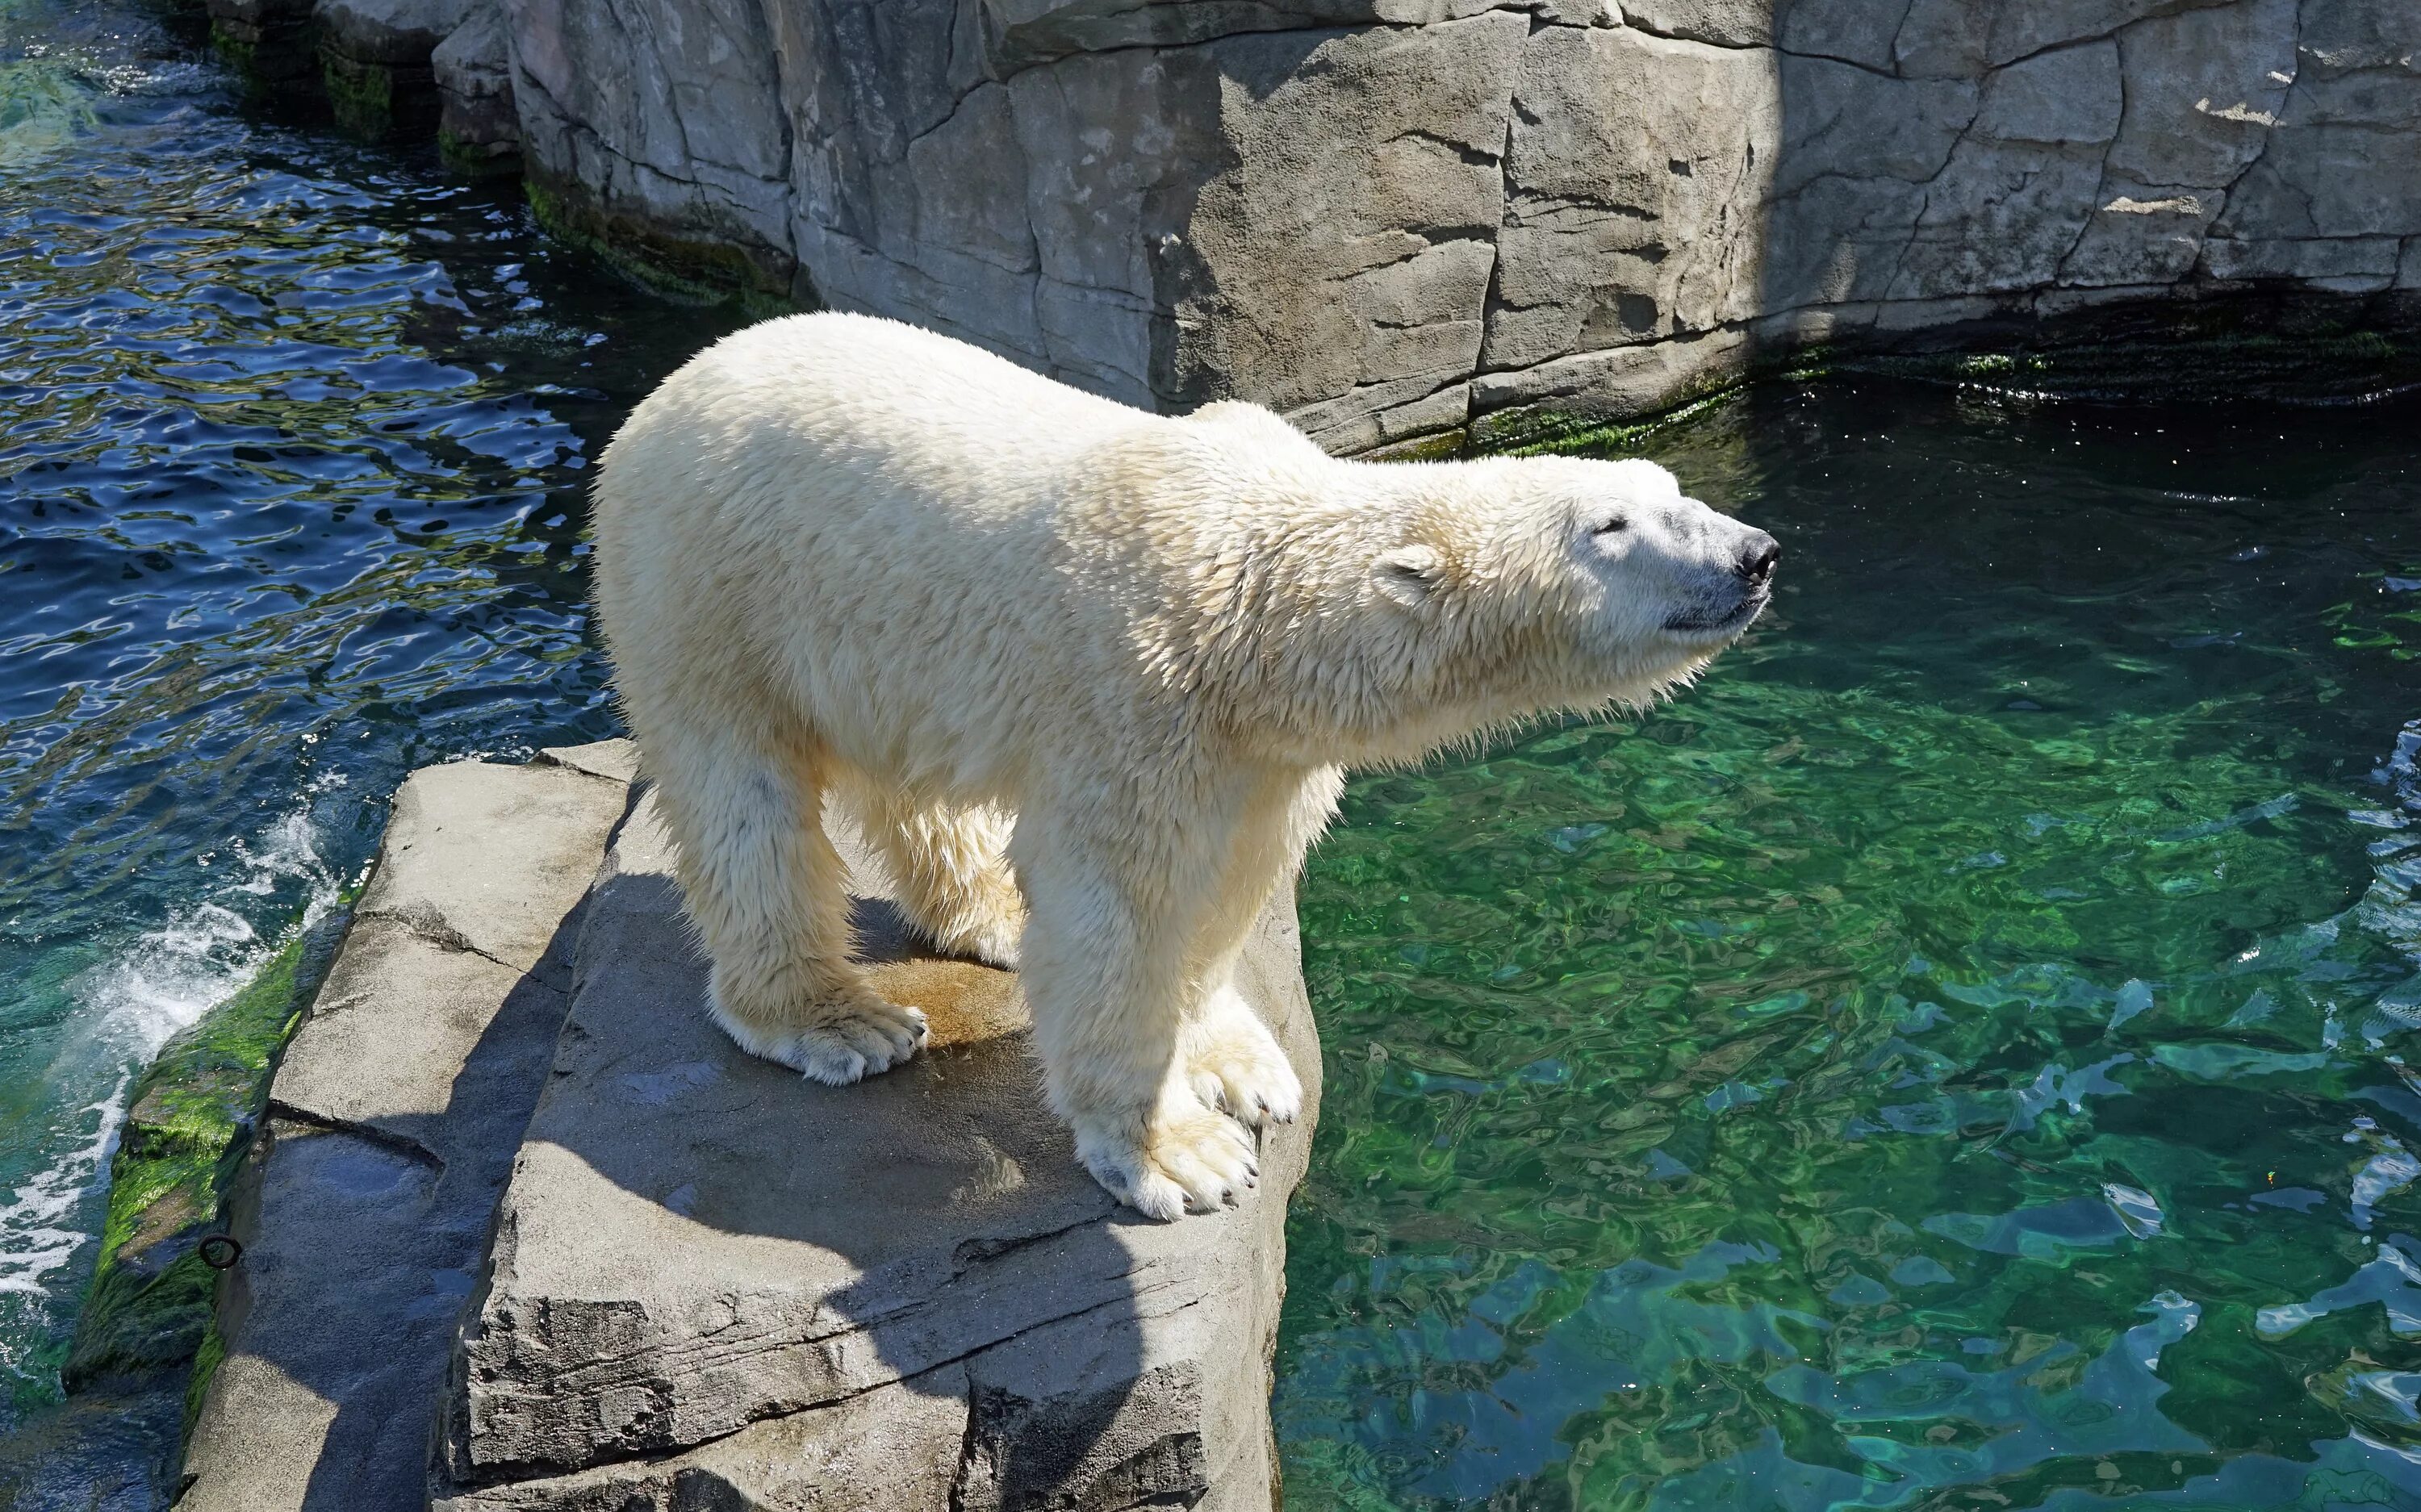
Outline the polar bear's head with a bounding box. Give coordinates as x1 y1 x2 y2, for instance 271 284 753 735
1362 453 1777 745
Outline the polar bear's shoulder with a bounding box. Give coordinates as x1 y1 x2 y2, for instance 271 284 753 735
1181 399 1323 461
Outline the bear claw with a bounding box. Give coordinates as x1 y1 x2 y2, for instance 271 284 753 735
1182 991 1302 1134
1075 1096 1260 1218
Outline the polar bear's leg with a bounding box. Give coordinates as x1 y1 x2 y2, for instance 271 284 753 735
1179 768 1344 1129
1013 813 1258 1220
841 780 1025 969
650 729 929 1085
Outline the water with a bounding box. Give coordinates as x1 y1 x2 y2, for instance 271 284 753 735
0 0 735 1439
1279 387 2421 1509
5 5 2420 1509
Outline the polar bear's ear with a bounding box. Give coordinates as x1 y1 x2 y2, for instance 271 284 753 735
1374 544 1444 611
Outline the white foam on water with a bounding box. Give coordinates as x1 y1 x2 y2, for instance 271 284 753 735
0 800 342 1320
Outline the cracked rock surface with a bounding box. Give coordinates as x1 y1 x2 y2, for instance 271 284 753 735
500 0 2421 448
434 785 1318 1511
178 747 632 1512
179 738 1318 1510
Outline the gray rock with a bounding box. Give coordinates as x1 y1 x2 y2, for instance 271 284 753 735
1486 27 1774 373
179 757 629 1512
1974 39 2123 146
2059 182 2225 288
2108 0 2293 190
316 0 470 67
440 788 1319 1509
2203 232 2405 291
314 0 475 137
435 4 518 170
1890 0 1991 79
1771 0 1899 71
507 0 797 294
2207 0 2421 270
203 0 320 94
433 1372 971 1510
1174 13 1527 431
497 0 2421 445
537 738 641 786
1618 0 1772 47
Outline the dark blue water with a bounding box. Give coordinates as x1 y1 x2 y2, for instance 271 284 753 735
0 0 736 1419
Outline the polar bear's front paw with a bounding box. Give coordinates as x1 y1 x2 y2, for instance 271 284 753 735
714 996 930 1086
1184 988 1302 1130
1073 1100 1261 1220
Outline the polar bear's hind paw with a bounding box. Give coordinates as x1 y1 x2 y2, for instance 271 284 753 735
717 998 930 1085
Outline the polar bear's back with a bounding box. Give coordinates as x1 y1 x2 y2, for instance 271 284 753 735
608 312 1142 500
591 313 1171 795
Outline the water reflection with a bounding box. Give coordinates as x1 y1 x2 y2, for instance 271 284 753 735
1282 387 2421 1509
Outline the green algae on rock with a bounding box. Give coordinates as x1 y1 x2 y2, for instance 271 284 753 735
525 173 798 318
63 908 345 1406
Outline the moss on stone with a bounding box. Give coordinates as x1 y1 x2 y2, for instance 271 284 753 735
208 16 322 105
438 127 520 179
181 1277 230 1441
525 172 797 319
207 23 260 82
1486 390 1742 459
1364 428 1467 463
319 48 396 139
62 933 312 1391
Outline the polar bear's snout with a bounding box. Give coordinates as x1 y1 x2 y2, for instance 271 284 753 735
1663 520 1779 635
1576 476 1779 641
1737 533 1780 588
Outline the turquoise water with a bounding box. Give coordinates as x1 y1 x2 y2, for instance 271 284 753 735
6 4 2421 1508
1279 387 2421 1509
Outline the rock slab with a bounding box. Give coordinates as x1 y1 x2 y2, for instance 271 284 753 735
178 746 631 1512
434 787 1320 1510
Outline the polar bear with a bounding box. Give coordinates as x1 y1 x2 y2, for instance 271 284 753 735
592 312 1777 1219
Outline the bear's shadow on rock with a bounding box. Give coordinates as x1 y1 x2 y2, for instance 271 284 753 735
215 899 606 1512
429 789 1291 1506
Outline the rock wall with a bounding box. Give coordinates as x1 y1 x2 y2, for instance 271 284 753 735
498 0 2421 449
200 0 517 161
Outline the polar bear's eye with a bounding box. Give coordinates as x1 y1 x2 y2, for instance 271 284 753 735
1592 516 1629 537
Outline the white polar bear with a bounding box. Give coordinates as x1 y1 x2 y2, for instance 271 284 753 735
592 312 1777 1219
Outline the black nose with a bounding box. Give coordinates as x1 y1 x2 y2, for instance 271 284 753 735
1737 533 1779 585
